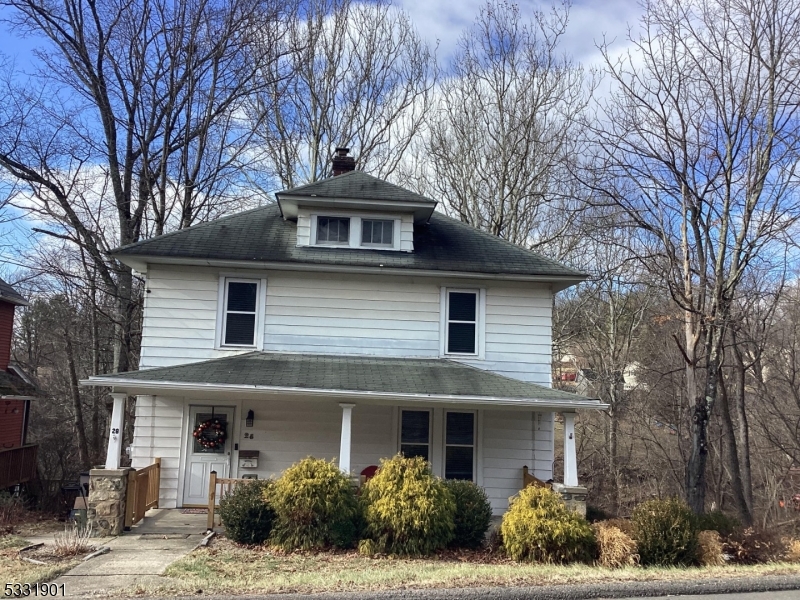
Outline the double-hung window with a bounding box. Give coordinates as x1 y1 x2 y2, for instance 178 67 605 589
361 219 394 246
316 216 350 244
222 279 259 346
400 409 431 461
445 412 475 480
446 290 478 354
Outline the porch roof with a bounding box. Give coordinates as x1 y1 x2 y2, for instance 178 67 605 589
83 352 606 410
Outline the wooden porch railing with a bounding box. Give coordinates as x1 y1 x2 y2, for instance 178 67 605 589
522 465 550 489
206 471 257 531
0 444 38 489
124 458 161 529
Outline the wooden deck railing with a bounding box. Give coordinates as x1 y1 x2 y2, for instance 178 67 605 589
0 444 38 489
206 471 257 531
124 458 161 529
522 465 550 489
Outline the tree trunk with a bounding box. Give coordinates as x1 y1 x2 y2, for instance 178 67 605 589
718 375 753 525
64 329 91 470
732 340 754 514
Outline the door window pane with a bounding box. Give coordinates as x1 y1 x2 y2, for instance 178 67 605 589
361 219 394 246
192 412 228 454
317 217 350 243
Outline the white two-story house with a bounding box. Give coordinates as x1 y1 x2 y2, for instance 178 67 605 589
85 152 605 514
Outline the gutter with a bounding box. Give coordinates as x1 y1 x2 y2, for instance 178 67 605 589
80 376 609 411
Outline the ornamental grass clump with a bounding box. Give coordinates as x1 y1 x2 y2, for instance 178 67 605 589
270 457 359 550
631 497 699 567
218 480 275 545
359 454 455 556
444 479 493 549
501 486 596 564
593 521 638 568
697 530 725 566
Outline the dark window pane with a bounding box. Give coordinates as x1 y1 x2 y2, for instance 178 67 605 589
401 444 429 461
448 323 476 353
227 282 257 312
445 446 473 480
318 217 330 241
225 313 255 345
318 217 349 243
449 292 476 321
401 410 430 443
362 219 393 245
446 412 474 445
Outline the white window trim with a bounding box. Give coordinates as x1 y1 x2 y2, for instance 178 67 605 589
215 276 266 350
439 287 486 359
310 212 402 250
443 410 478 482
398 407 433 460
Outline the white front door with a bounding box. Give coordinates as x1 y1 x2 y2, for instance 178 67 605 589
183 406 234 506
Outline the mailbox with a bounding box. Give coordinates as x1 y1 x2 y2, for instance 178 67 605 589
239 449 259 469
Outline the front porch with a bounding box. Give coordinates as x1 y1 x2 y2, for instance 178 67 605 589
84 352 606 518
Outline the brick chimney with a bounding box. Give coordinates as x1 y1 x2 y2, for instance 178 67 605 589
331 147 356 176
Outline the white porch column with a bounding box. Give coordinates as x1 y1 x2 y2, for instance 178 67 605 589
105 392 127 469
338 403 355 474
563 411 578 486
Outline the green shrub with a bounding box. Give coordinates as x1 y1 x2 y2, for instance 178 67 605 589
632 497 699 566
270 457 359 550
501 486 596 563
444 479 493 549
218 480 275 545
360 454 455 556
694 510 740 538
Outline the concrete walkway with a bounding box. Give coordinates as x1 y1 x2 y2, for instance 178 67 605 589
53 509 208 598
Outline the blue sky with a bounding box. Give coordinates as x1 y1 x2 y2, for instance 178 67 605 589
0 0 643 269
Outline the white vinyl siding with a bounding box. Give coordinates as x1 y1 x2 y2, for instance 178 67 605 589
139 267 552 386
130 395 184 507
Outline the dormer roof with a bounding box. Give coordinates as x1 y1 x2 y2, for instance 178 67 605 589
276 171 437 223
0 277 27 307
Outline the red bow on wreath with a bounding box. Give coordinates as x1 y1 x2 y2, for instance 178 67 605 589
193 418 227 449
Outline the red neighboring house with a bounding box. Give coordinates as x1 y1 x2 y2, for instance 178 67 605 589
0 277 38 490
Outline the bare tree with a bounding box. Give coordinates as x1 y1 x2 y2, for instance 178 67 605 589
0 0 289 373
255 0 437 188
426 0 592 249
589 0 800 518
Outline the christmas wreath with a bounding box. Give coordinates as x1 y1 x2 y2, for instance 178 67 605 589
193 418 227 450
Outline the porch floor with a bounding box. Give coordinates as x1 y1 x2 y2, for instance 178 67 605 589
128 508 209 536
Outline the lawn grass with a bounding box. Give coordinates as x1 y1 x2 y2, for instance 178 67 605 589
0 535 81 586
138 537 800 597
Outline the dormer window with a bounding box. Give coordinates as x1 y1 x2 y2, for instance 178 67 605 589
316 217 350 244
361 219 394 246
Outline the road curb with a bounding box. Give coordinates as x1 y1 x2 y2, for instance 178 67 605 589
172 574 800 600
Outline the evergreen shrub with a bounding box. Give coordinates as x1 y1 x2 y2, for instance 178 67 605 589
693 510 740 537
631 497 699 566
270 457 359 550
218 480 275 545
501 486 596 563
444 479 493 549
360 454 455 556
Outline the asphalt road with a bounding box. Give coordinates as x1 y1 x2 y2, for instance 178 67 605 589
612 593 800 600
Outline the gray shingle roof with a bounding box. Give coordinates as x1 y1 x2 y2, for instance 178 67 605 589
87 352 602 407
113 204 585 279
0 277 27 306
277 171 435 204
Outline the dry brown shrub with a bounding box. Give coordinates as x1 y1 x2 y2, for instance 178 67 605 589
53 523 94 557
784 539 800 563
593 522 638 568
723 527 786 564
603 518 636 538
697 530 724 566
